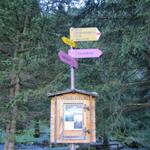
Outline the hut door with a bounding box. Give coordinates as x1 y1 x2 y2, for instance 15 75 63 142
59 100 89 141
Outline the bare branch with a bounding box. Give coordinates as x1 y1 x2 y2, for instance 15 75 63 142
0 48 11 57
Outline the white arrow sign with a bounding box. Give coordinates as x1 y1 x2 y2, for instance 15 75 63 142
70 27 101 41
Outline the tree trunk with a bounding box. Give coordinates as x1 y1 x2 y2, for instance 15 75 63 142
4 73 20 150
4 12 29 150
4 124 10 150
103 133 109 150
34 119 40 138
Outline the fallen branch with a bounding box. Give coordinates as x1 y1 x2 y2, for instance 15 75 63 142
0 48 11 57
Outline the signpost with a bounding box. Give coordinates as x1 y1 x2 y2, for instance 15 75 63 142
62 36 77 48
70 27 101 41
68 48 103 58
55 27 103 150
58 51 78 69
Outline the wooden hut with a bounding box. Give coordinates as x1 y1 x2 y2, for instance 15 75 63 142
47 89 97 144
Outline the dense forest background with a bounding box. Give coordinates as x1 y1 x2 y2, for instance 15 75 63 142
0 0 150 150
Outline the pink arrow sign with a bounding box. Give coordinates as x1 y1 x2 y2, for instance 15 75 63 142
58 51 78 69
68 49 103 58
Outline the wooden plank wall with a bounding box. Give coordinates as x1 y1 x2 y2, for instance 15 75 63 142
50 97 55 143
90 96 96 142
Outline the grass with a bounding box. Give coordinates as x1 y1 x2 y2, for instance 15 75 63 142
0 124 49 144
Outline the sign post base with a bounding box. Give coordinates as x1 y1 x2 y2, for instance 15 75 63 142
69 144 76 150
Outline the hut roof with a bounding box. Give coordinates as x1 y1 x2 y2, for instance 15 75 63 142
47 89 98 97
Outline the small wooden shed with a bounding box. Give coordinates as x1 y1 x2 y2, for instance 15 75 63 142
47 89 97 144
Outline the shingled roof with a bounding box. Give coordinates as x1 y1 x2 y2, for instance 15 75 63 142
47 89 98 97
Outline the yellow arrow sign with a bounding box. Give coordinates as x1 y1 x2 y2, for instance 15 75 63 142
70 27 101 41
61 36 77 48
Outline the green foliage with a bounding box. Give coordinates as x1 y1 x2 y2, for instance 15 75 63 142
0 0 150 148
71 0 150 147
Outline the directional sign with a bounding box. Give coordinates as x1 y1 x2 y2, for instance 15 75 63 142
68 49 103 58
70 27 101 41
61 36 77 48
58 51 78 69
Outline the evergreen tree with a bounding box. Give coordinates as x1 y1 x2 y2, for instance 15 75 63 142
0 0 149 149
72 0 150 147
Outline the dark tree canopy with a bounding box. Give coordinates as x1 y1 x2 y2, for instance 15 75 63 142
0 0 150 149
